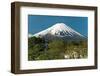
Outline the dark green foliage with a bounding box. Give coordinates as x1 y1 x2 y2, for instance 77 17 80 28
28 36 88 60
28 37 45 47
47 40 65 59
28 37 45 60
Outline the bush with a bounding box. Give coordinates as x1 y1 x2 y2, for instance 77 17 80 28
28 37 88 60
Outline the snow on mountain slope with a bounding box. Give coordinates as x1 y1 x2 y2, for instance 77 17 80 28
33 23 84 38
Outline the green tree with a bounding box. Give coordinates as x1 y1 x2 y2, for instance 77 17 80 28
28 37 45 60
47 39 65 59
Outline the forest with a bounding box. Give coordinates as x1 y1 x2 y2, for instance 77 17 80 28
28 36 87 60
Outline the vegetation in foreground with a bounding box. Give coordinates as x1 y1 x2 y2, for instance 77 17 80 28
28 36 87 61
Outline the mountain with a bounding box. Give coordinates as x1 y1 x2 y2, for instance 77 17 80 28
30 23 86 41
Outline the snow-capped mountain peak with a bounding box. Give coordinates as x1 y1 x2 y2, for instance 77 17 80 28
29 23 86 41
50 23 69 35
33 23 83 37
50 23 74 37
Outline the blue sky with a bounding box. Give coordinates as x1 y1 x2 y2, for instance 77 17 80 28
28 15 88 37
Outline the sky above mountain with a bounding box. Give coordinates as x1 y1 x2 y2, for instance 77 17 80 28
28 15 88 37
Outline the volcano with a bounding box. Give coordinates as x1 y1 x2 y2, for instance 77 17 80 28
29 23 86 41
